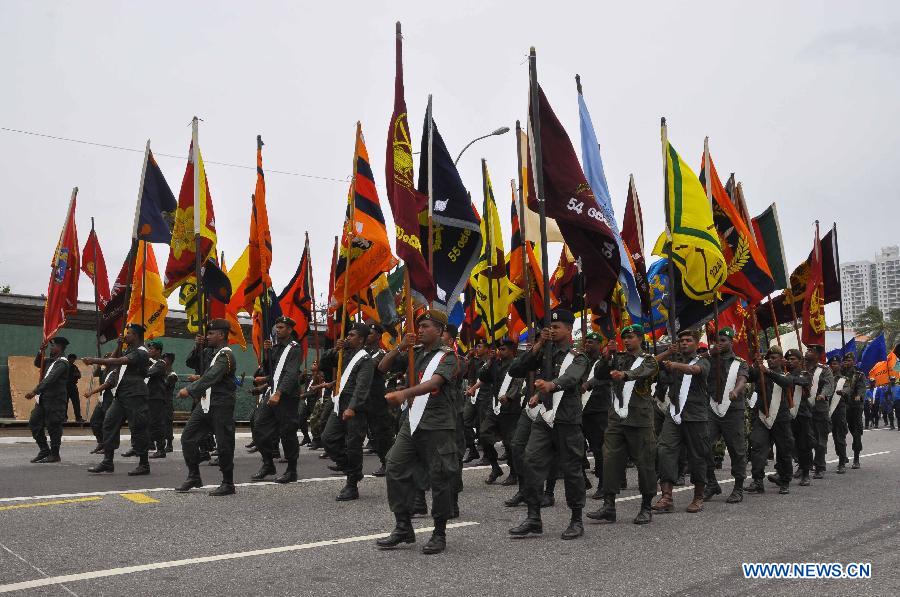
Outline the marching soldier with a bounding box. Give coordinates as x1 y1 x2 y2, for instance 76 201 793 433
508 308 590 541
321 322 375 501
175 319 237 496
586 324 659 524
704 327 749 503
462 339 489 463
162 352 177 453
786 348 816 486
837 352 866 469
654 329 711 514
365 323 395 477
580 331 611 498
251 315 303 484
84 356 116 454
24 336 71 463
84 323 152 476
828 356 849 473
805 345 835 479
376 310 460 555
145 340 169 459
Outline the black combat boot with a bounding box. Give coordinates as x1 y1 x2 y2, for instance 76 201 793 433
561 508 584 540
175 477 203 493
421 518 447 554
798 470 811 486
725 478 744 503
275 460 298 484
851 452 860 469
209 470 235 496
38 447 61 463
485 466 503 485
376 513 416 548
500 473 518 487
121 448 137 458
251 459 276 481
633 495 653 525
504 491 525 507
149 441 166 459
128 454 150 476
586 495 616 522
747 478 765 494
836 460 846 474
30 446 50 463
165 439 174 453
509 504 543 536
372 462 386 477
88 451 115 473
336 478 360 501
703 473 722 501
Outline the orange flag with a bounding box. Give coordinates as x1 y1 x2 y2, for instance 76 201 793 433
243 136 273 312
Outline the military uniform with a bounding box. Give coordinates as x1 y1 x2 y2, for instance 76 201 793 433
477 356 524 483
462 356 486 460
28 346 70 462
790 365 817 481
89 367 116 449
163 370 178 450
508 334 590 537
146 356 169 456
365 345 395 470
321 344 374 496
99 345 152 471
807 362 835 476
705 349 749 500
474 358 503 478
582 356 612 489
838 367 866 467
252 337 303 481
179 342 237 490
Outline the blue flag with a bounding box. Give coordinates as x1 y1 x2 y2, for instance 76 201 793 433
136 150 177 243
826 338 857 362
577 88 641 318
858 334 886 373
644 257 736 333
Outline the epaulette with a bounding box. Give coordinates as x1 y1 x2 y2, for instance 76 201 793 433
440 346 454 353
735 356 746 363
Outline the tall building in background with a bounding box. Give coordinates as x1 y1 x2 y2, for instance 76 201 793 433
841 245 900 323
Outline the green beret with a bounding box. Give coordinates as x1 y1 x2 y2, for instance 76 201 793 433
146 340 164 350
584 331 603 341
621 324 644 337
717 327 735 339
417 309 448 328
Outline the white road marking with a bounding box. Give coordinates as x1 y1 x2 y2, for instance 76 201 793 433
0 432 253 445
0 522 479 594
0 541 79 597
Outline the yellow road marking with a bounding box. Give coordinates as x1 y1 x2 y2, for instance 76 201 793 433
120 492 159 504
0 497 102 511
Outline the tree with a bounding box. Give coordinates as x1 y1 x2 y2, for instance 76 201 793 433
0 284 9 294
854 306 900 347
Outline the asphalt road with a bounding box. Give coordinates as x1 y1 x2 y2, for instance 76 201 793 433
0 427 898 596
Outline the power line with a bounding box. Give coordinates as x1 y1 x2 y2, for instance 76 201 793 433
0 126 351 184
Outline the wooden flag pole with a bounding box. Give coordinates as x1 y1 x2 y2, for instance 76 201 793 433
514 120 534 344
426 94 435 281
482 159 496 345
833 222 847 355
190 117 207 372
403 267 416 407
140 240 147 333
750 307 770 418
661 118 678 340
335 122 362 393
306 232 321 364
704 137 723 400
89 217 102 360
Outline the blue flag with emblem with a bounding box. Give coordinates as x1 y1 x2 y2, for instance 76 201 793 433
136 149 177 243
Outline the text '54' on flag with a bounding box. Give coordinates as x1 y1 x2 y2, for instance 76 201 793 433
526 85 620 308
43 188 80 343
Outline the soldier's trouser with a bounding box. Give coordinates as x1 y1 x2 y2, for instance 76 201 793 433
478 408 503 470
67 389 82 420
830 405 848 464
812 412 831 471
884 406 896 427
454 411 465 493
603 418 656 496
706 410 747 483
164 397 174 441
313 399 333 440
182 400 235 481
522 421 585 510
29 400 66 451
497 412 520 477
510 411 532 493
148 400 167 448
367 402 395 464
254 395 301 464
657 418 710 485
750 417 794 483
864 403 874 428
462 399 479 451
847 407 863 454
791 416 814 472
89 399 108 444
581 411 607 479
102 397 150 456
386 420 458 520
322 409 367 480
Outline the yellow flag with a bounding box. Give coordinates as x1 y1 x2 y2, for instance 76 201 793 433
652 137 726 301
128 241 168 339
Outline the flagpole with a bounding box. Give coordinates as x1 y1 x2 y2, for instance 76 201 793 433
750 307 770 418
481 159 496 344
141 240 147 333
306 232 321 364
426 94 434 281
833 222 847 355
335 122 361 394
704 137 723 399
403 267 415 405
191 117 206 367
514 120 534 343
528 47 554 394
661 118 678 339
766 295 782 348
89 217 102 359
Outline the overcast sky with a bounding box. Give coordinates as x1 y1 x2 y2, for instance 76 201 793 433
2 1 898 325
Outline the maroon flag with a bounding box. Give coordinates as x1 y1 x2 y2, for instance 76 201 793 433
384 22 435 303
802 223 826 349
43 189 80 343
97 248 134 344
81 227 111 308
526 86 620 307
621 175 650 314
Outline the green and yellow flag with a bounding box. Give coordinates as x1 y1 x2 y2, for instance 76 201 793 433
652 131 726 301
471 160 520 341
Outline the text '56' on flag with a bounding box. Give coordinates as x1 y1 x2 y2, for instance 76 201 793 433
526 85 620 308
43 188 80 343
652 122 726 302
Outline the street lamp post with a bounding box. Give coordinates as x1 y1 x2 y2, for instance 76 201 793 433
454 127 510 165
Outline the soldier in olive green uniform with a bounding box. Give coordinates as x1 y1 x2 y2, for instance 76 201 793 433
376 310 460 555
508 309 590 541
827 357 849 473
175 319 238 496
787 348 817 486
85 323 152 476
580 331 611 498
704 327 750 503
586 324 659 525
145 340 169 459
805 345 835 479
494 340 525 487
654 329 711 514
462 340 489 463
365 323 395 476
836 352 866 469
24 336 71 463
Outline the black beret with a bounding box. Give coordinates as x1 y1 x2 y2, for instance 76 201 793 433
208 319 231 332
550 308 575 325
275 315 296 327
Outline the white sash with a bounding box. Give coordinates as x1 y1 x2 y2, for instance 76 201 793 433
538 352 576 428
669 357 700 425
34 359 63 404
710 360 741 418
830 377 846 417
270 341 298 396
581 366 596 410
112 346 149 398
613 357 645 420
807 366 824 407
470 386 479 405
409 350 448 434
759 383 783 430
202 346 232 413
747 392 757 409
493 373 513 416
144 358 157 385
334 349 369 415
788 384 803 419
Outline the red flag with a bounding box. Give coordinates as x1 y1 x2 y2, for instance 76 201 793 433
508 190 547 338
802 223 826 349
550 245 582 313
384 22 435 303
621 175 650 314
43 189 80 343
278 239 312 360
243 136 273 312
81 228 111 308
526 86 620 307
326 236 340 341
712 300 752 361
